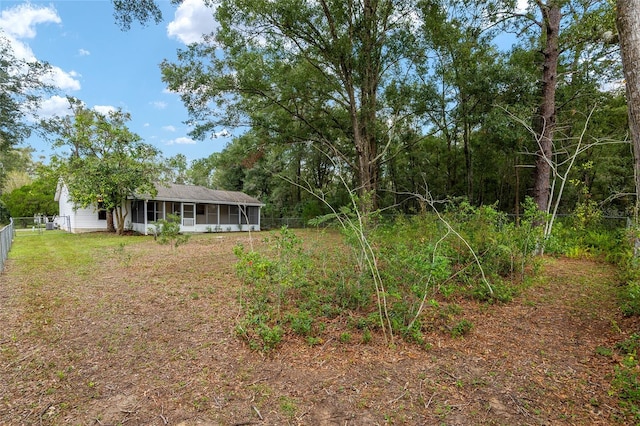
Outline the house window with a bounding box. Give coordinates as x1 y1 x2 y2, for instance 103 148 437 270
196 204 206 225
166 202 181 220
229 205 239 224
219 205 239 225
132 200 145 223
241 206 259 224
219 205 229 224
147 201 163 222
206 204 218 224
97 202 107 221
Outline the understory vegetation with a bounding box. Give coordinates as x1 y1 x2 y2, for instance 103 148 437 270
234 201 640 419
233 199 630 352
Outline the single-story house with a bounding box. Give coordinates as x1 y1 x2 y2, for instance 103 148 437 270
54 182 264 234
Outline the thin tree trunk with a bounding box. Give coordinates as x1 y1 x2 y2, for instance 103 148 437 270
617 0 640 224
331 0 381 213
106 210 116 233
114 205 130 235
532 2 561 213
463 118 473 203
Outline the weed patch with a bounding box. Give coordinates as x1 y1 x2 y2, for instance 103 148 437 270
612 334 640 421
234 204 544 352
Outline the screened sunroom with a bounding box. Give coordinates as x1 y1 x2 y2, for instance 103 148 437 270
130 183 263 234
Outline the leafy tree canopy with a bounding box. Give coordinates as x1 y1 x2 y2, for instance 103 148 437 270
1 177 58 218
46 98 161 234
111 0 633 220
111 0 165 30
0 32 54 152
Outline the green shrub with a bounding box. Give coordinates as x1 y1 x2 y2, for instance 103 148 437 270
472 278 516 303
616 333 640 356
617 248 640 317
233 202 547 350
595 346 613 357
361 328 372 344
334 276 372 310
545 212 626 261
234 227 314 352
339 332 352 343
258 324 283 352
150 214 190 248
288 310 314 336
621 282 640 317
612 334 640 421
450 319 473 338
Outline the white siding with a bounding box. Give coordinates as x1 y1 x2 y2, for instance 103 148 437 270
56 183 262 234
134 222 260 235
55 185 107 233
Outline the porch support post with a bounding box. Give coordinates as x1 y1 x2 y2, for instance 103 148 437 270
144 200 148 235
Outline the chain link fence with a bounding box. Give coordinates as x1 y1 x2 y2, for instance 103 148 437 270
12 216 70 232
0 218 14 271
261 217 310 230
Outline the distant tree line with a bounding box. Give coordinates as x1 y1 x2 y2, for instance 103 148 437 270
1 1 639 229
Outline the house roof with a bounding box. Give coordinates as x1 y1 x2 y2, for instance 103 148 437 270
136 183 264 206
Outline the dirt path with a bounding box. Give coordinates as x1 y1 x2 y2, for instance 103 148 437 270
0 234 634 425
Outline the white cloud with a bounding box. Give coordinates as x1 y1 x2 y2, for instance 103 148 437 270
162 125 177 132
34 99 122 122
37 95 73 119
0 4 81 92
167 0 218 45
5 37 36 62
0 4 60 63
212 129 230 138
516 0 529 13
94 105 118 115
151 101 168 109
0 3 60 39
167 136 196 145
78 48 90 56
42 66 81 91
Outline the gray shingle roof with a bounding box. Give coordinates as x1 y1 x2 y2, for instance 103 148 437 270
135 183 263 206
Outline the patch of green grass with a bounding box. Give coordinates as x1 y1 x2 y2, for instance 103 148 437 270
288 310 314 336
306 336 322 346
595 346 613 357
339 332 352 343
11 231 146 275
279 396 297 418
616 333 640 356
361 328 372 344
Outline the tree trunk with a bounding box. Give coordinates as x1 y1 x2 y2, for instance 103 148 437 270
106 210 116 233
335 0 381 213
617 0 640 223
532 2 561 213
114 205 130 235
463 117 473 203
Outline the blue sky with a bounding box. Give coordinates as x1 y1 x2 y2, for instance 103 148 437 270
0 0 231 163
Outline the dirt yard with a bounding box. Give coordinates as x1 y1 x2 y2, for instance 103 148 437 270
0 230 637 425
